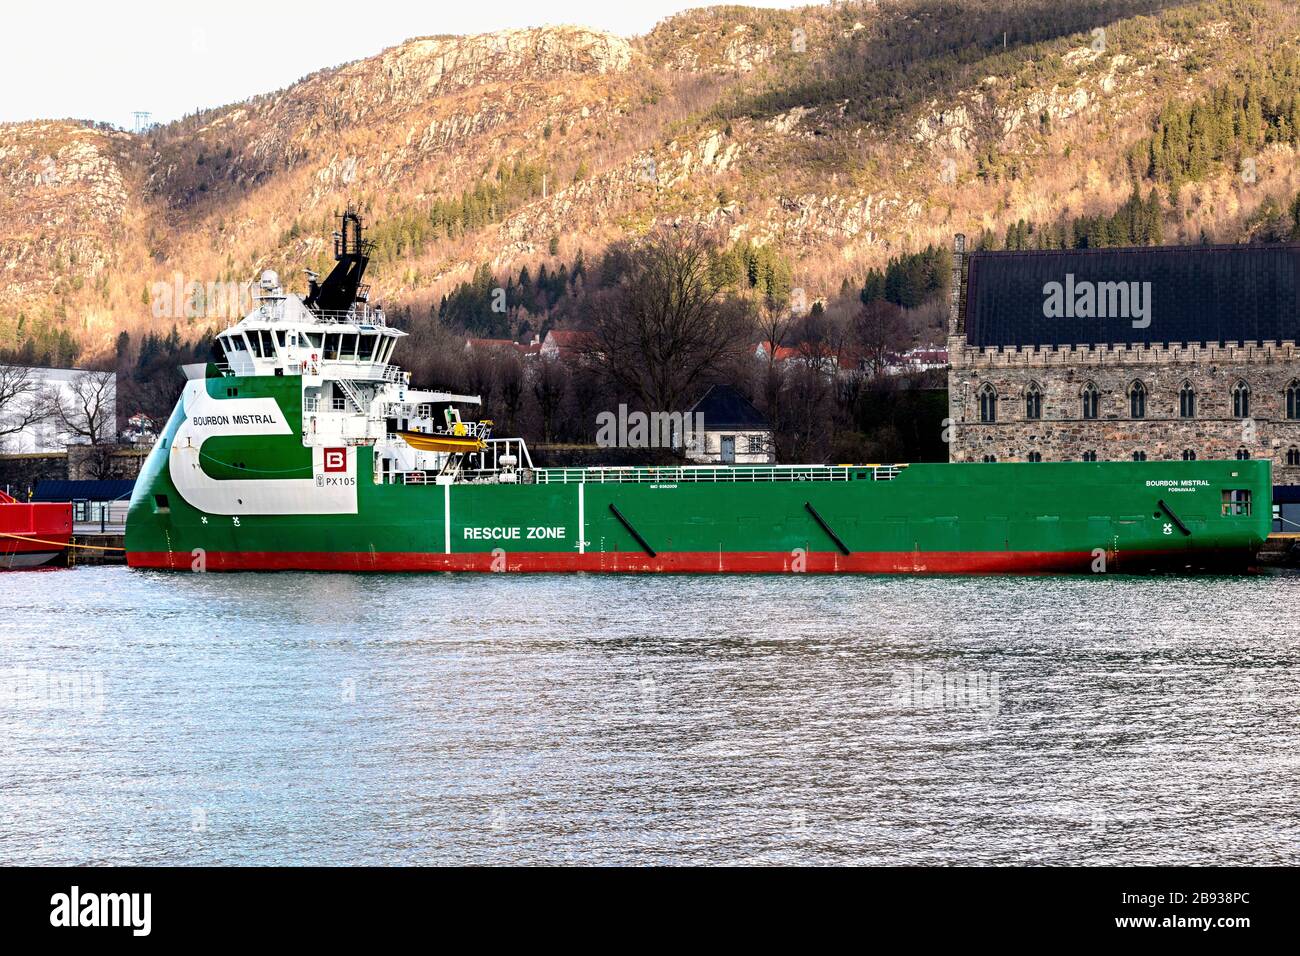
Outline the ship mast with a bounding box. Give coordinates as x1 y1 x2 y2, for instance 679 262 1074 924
304 208 373 317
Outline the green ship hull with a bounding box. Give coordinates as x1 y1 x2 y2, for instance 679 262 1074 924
125 372 1272 573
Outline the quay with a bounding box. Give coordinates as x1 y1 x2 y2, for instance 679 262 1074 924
1258 532 1300 567
65 531 126 566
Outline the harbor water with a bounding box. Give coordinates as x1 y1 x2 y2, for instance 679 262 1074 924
2 566 1298 865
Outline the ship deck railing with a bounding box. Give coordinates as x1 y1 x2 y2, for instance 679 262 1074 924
530 464 905 484
211 361 404 384
312 308 388 327
381 402 435 420
297 361 405 381
255 299 388 326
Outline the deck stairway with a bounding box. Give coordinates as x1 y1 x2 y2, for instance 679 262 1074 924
335 378 367 413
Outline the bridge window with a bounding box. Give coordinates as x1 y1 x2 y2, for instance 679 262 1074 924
1221 489 1252 517
358 333 378 362
1129 380 1147 419
977 383 997 423
1081 382 1099 420
1232 380 1251 419
1179 382 1196 418
1025 382 1043 420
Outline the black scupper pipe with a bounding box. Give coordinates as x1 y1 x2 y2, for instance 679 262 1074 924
608 503 656 557
804 502 851 555
1158 499 1192 537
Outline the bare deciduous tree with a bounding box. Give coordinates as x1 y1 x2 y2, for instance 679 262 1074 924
53 370 117 446
532 357 567 444
465 351 496 416
775 365 835 464
587 226 750 415
756 302 795 372
0 365 54 447
854 300 909 378
496 352 525 436
79 443 119 481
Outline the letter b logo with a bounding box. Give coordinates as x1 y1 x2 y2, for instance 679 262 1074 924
324 448 347 472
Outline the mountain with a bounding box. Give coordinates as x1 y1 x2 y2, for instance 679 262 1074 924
3 0 1300 365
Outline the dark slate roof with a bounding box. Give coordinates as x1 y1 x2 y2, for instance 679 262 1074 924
964 243 1300 348
31 479 135 502
688 384 770 429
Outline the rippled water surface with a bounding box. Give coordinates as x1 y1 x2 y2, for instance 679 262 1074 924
2 566 1298 865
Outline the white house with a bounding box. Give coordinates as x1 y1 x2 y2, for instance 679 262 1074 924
683 384 775 465
884 346 949 376
0 365 117 453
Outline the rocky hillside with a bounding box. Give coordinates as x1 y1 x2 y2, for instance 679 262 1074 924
3 0 1300 362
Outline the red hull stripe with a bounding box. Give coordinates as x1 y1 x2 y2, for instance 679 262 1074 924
125 548 1237 574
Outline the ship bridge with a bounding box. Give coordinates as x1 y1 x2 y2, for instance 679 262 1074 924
215 278 405 383
202 210 528 488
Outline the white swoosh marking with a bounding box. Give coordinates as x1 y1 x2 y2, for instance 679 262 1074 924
168 380 358 516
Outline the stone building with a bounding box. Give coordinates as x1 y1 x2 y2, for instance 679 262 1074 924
947 236 1300 487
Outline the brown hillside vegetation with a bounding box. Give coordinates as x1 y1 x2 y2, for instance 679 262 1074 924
2 0 1299 368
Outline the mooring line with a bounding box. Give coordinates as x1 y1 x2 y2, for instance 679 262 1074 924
0 532 125 552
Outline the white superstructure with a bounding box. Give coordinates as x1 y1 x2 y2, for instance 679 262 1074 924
205 265 529 485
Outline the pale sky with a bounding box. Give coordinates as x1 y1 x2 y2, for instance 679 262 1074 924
2 0 799 128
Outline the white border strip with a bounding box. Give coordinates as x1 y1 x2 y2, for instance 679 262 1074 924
444 483 451 554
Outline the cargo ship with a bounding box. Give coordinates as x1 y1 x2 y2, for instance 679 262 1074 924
0 491 72 569
125 213 1272 573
